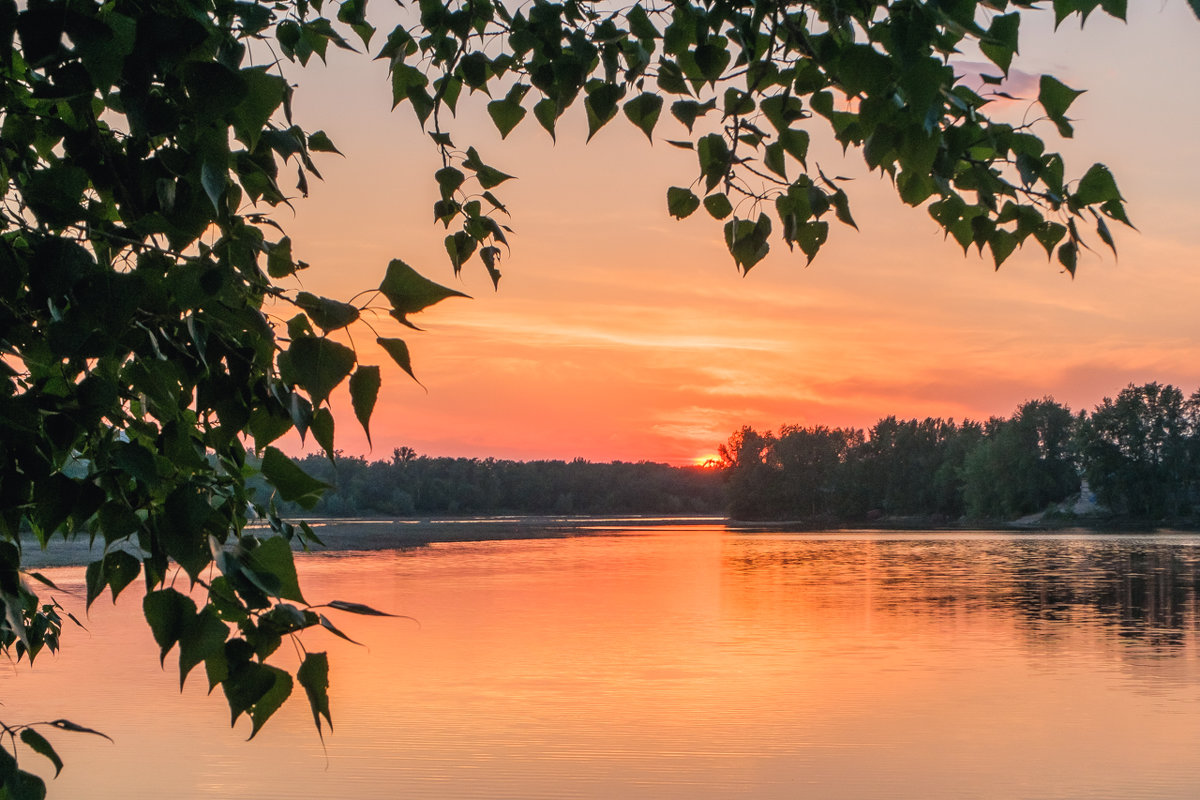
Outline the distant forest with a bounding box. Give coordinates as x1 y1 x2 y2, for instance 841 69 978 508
721 382 1200 523
286 449 726 517
279 381 1200 524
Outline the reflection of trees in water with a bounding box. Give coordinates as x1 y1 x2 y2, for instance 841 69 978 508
723 536 1200 652
1011 543 1200 649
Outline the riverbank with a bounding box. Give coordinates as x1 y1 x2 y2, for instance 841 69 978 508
17 515 729 568
19 511 1196 569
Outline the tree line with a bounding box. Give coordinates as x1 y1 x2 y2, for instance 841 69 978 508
281 449 726 517
718 382 1200 523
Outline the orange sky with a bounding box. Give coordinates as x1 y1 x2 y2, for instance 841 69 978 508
270 3 1200 465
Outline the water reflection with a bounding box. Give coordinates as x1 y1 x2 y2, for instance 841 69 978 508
5 527 1200 799
724 532 1200 638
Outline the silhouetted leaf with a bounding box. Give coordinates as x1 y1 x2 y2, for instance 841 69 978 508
46 719 112 741
377 338 420 384
703 193 733 220
298 652 333 736
667 187 700 219
325 600 399 616
244 536 306 604
349 366 381 447
311 407 334 459
280 337 355 407
318 614 363 646
307 130 342 154
487 84 528 138
294 292 359 333
178 606 228 690
261 447 329 508
25 572 67 592
85 551 140 609
1038 75 1083 122
1073 163 1122 205
378 259 470 329
622 92 663 142
20 729 63 777
144 588 196 665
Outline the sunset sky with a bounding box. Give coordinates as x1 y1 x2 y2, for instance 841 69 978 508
274 2 1200 466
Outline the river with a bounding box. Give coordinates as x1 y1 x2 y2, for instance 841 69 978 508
5 522 1200 798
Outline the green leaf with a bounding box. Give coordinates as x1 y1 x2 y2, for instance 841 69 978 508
989 229 1018 269
1032 221 1070 256
980 13 1020 75
261 446 329 508
1057 240 1078 276
697 133 730 192
232 68 288 149
723 214 772 272
390 64 428 109
267 237 296 278
201 160 226 214
830 190 857 230
318 614 364 646
178 607 228 690
143 588 196 666
533 98 558 139
325 600 401 616
280 337 356 407
377 338 420 384
779 129 810 167
487 85 529 139
1073 163 1122 206
349 366 381 447
667 187 700 219
24 572 67 592
434 167 465 201
20 729 63 778
245 536 306 604
444 231 477 273
1100 199 1133 228
294 292 359 333
85 551 141 609
694 41 731 85
669 98 715 133
722 88 754 117
307 130 342 154
760 94 805 133
462 147 514 189
298 652 333 736
656 59 690 95
249 407 293 451
311 407 335 459
378 259 470 329
45 720 112 741
627 4 659 40
622 92 663 142
1038 75 1084 122
3 767 47 800
795 220 829 264
1095 215 1117 258
585 83 625 141
225 661 293 739
703 193 733 220
763 142 786 178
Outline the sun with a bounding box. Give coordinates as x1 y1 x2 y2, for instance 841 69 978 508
693 454 724 469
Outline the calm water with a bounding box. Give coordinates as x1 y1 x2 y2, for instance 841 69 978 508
5 524 1200 798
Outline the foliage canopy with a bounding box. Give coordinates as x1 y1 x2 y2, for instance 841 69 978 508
0 0 1180 794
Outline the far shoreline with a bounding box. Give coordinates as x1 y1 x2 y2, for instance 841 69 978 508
18 513 1193 569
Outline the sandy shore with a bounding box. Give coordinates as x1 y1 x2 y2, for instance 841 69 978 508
16 515 729 568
